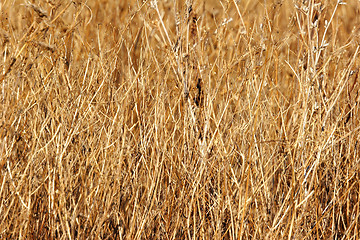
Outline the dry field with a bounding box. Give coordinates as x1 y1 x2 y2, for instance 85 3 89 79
1 0 360 239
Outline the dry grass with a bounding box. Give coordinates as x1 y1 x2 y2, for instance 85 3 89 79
1 0 360 239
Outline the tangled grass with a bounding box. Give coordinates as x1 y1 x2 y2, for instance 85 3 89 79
1 0 360 239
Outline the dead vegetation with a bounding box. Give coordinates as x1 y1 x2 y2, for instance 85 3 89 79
1 0 360 239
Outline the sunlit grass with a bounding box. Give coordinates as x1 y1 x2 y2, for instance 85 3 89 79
1 0 360 238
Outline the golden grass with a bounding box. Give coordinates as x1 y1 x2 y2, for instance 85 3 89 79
1 0 360 239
